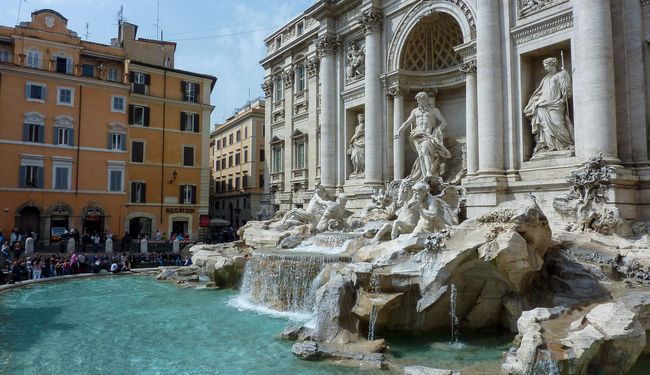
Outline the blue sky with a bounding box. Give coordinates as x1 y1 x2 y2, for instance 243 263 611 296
0 0 314 128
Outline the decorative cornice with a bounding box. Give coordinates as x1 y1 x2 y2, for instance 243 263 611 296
518 0 569 19
359 8 383 34
511 11 573 45
261 79 273 97
459 60 476 74
316 34 340 57
453 41 476 63
305 56 320 77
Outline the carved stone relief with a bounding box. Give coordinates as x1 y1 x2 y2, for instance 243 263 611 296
345 40 365 81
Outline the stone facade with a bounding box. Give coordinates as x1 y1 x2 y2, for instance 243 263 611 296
260 0 650 222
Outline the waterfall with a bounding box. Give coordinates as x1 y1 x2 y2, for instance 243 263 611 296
449 284 463 348
367 273 381 341
239 252 341 313
532 349 561 375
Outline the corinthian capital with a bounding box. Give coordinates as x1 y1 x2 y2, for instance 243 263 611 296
359 8 383 34
316 34 340 57
459 60 477 74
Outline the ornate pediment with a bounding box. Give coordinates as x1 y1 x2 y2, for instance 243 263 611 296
54 115 74 128
108 122 127 133
24 112 45 125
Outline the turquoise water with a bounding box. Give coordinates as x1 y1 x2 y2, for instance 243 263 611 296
0 276 510 374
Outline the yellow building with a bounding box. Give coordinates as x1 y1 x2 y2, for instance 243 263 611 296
0 9 215 246
210 100 266 231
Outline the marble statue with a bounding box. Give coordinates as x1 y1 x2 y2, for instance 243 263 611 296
394 91 451 182
315 193 353 232
524 57 574 155
279 184 327 228
411 181 459 234
347 113 365 178
372 179 417 241
363 187 390 216
346 41 364 81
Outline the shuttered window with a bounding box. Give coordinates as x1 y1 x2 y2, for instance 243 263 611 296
130 182 146 203
183 146 194 167
131 141 144 163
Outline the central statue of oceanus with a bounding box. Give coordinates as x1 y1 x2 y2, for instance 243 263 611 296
394 91 451 182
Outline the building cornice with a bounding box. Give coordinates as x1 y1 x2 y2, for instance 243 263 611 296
0 63 130 90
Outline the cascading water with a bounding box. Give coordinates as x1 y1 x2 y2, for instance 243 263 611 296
449 284 463 348
239 251 341 313
532 349 561 375
367 272 382 341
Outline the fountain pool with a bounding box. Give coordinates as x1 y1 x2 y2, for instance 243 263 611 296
0 276 514 374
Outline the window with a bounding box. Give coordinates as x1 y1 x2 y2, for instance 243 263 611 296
295 142 305 169
57 87 73 106
215 159 220 171
244 149 248 163
23 123 44 143
217 140 221 150
108 133 126 151
228 179 232 191
259 174 265 188
109 169 123 192
26 50 41 69
183 146 194 167
182 81 199 103
25 83 47 101
130 182 146 203
181 112 199 132
221 180 226 192
272 147 282 173
229 134 233 144
131 72 150 94
23 165 42 188
0 49 10 63
275 37 281 49
228 155 233 167
274 75 283 101
222 137 227 147
129 105 149 126
296 22 304 36
55 127 73 146
54 56 73 74
235 177 240 190
296 66 306 92
108 67 120 82
260 149 265 162
222 158 226 169
243 175 248 189
82 64 94 77
244 127 248 138
236 130 241 142
111 95 126 112
53 165 71 190
180 185 196 204
235 153 240 166
131 141 144 163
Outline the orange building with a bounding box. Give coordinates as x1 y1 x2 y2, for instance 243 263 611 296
0 10 215 246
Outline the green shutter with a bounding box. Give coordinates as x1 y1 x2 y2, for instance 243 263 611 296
23 124 29 142
180 112 186 131
191 185 197 204
144 107 150 127
179 185 184 204
120 135 126 151
128 105 134 125
194 83 200 103
41 86 47 101
108 134 113 149
142 183 146 203
144 74 151 85
25 84 30 99
36 167 44 189
19 166 26 188
53 127 58 144
38 125 44 143
68 129 74 146
194 113 199 133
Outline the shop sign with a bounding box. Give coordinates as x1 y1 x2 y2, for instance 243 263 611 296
166 207 195 214
85 207 104 217
49 206 71 216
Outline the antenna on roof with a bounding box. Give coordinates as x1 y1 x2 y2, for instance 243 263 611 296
156 0 160 40
85 22 90 41
16 0 25 26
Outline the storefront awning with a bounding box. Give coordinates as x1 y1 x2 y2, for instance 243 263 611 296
209 218 230 226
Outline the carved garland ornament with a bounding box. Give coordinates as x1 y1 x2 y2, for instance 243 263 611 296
305 57 319 77
459 60 476 74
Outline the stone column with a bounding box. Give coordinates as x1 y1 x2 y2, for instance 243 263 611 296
476 1 504 175
360 8 384 185
389 87 405 180
460 61 478 176
573 0 617 159
316 35 339 188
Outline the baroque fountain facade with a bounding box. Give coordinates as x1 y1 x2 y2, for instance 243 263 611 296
191 1 650 373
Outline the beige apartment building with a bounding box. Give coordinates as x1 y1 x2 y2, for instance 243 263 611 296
209 100 266 230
